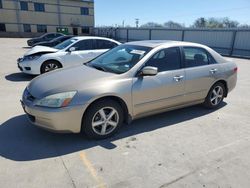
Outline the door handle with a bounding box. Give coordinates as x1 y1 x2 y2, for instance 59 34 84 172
210 69 218 74
173 75 184 82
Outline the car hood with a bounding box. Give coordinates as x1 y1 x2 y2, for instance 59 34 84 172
24 46 58 56
27 65 115 99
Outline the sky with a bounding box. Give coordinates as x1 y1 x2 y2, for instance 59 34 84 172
94 0 250 27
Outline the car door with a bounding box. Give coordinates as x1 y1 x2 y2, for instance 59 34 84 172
62 39 95 67
182 47 222 102
132 47 186 117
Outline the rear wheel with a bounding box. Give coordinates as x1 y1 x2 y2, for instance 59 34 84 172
203 82 226 109
82 99 124 139
41 61 62 74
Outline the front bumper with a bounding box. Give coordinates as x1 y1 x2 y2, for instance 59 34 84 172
17 58 41 75
21 100 87 133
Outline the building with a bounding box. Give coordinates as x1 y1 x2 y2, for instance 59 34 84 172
0 0 94 37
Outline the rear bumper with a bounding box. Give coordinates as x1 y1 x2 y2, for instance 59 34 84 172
227 73 237 93
21 100 87 133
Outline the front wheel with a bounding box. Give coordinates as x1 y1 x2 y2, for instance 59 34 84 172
203 82 226 109
41 61 62 74
82 99 124 139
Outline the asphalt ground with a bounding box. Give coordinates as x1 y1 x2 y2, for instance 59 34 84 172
0 38 250 188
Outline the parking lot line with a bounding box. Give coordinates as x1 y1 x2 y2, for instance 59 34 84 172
79 152 106 188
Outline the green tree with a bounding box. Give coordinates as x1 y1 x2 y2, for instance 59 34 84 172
164 21 184 28
193 17 207 28
140 22 163 28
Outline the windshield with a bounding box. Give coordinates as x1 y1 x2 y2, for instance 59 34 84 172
87 45 152 74
54 38 78 50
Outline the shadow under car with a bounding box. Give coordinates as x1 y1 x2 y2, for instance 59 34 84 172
0 103 227 161
5 72 35 82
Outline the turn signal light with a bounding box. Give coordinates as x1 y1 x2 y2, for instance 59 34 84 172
233 67 238 73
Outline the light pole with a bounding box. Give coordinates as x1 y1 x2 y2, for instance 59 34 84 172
135 18 139 28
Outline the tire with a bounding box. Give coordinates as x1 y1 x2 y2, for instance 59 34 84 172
203 82 226 109
41 61 62 74
82 99 124 139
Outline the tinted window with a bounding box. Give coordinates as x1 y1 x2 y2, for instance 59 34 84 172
37 25 47 33
0 23 6 32
0 0 2 9
72 40 94 51
145 47 181 72
208 53 217 64
23 24 31 32
34 3 45 12
183 47 209 68
55 33 62 37
54 38 78 50
45 33 56 39
95 40 118 49
81 7 89 15
20 1 28 11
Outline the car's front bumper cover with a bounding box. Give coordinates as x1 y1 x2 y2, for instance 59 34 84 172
21 98 87 133
17 58 41 75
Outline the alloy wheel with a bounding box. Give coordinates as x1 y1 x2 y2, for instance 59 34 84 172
91 107 119 136
44 63 59 72
210 86 223 106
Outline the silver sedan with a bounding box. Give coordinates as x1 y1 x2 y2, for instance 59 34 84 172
21 40 237 139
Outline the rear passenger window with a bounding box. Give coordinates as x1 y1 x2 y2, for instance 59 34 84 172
183 47 209 68
145 47 181 72
95 40 118 49
208 54 217 64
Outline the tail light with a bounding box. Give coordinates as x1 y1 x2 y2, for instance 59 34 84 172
233 67 238 73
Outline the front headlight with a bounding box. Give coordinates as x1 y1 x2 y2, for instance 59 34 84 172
34 91 77 108
23 55 41 61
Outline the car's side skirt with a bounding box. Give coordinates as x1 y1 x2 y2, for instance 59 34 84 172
131 99 204 121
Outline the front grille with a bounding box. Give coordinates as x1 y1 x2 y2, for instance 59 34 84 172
25 67 31 71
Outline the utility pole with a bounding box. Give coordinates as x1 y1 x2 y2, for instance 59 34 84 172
135 18 139 28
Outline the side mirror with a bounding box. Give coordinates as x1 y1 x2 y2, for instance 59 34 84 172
68 47 76 52
140 66 158 76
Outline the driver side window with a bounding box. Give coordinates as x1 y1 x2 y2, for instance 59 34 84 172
145 47 181 72
45 34 55 39
72 40 94 51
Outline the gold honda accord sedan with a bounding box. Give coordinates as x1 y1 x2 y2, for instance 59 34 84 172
21 40 237 139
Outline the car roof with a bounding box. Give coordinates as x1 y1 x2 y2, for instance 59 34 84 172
44 32 63 35
72 36 119 42
126 40 207 48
